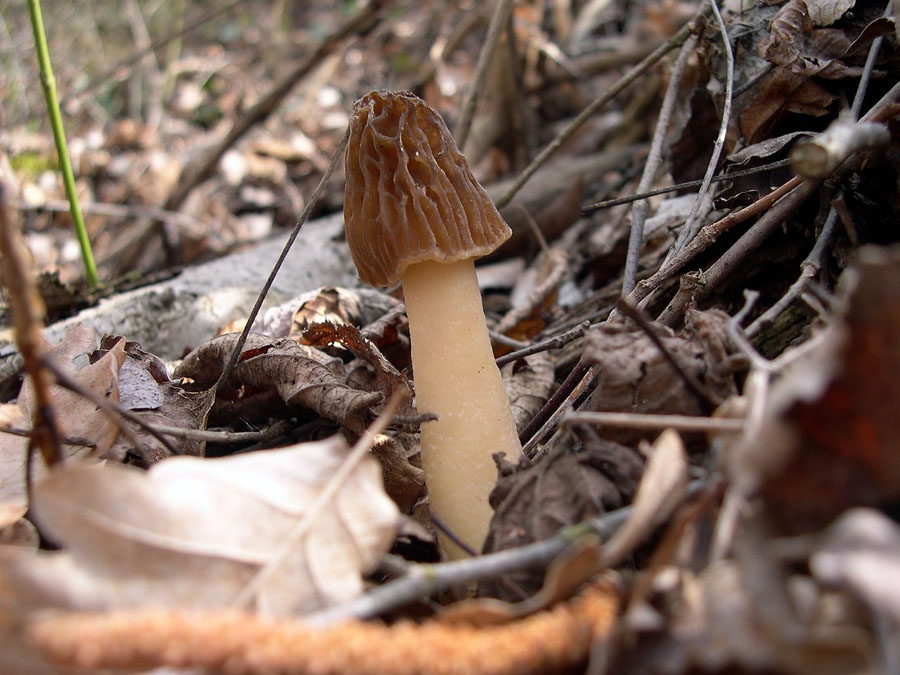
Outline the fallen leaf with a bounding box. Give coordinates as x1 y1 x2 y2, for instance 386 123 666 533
599 429 689 569
812 508 900 623
0 435 400 617
483 434 643 598
0 325 124 523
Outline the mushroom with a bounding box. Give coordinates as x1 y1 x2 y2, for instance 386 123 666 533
344 90 523 556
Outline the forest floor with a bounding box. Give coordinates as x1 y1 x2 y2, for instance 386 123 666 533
1 0 899 673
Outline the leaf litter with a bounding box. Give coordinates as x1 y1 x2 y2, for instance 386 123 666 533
0 0 899 672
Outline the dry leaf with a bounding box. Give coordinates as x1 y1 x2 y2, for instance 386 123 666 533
0 436 400 617
600 429 688 569
0 325 124 524
756 246 900 531
812 508 900 623
483 435 643 598
583 310 740 445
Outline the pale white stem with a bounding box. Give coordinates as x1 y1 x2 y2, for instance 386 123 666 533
402 259 523 556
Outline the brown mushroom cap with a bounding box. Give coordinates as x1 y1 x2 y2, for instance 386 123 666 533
344 90 512 287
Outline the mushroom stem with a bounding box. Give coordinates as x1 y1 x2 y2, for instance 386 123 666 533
402 259 523 555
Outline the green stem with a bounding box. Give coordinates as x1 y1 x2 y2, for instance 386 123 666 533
27 0 100 287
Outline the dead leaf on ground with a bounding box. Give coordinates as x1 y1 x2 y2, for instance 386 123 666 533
0 324 124 527
583 309 741 446
483 433 643 599
750 246 900 532
0 435 400 617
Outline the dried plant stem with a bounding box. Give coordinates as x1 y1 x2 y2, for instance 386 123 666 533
494 6 709 209
616 298 720 407
744 208 839 337
308 508 632 625
622 33 697 295
495 321 590 367
522 363 601 458
26 0 99 287
583 159 790 213
42 358 176 457
658 178 819 325
625 176 803 307
563 411 744 433
454 0 514 149
0 182 62 466
666 0 734 260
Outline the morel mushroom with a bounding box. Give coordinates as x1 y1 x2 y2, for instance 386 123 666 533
344 90 523 555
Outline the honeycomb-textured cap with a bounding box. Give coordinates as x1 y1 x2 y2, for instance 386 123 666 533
344 91 512 287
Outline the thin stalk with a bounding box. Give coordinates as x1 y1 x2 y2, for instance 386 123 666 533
26 0 99 287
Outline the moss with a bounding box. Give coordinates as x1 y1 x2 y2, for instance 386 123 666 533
9 151 58 178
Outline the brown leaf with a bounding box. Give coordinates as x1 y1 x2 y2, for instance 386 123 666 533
234 338 383 433
483 435 643 598
583 310 741 445
758 246 900 531
0 325 125 521
0 435 400 617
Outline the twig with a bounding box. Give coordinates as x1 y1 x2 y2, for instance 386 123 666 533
216 127 350 391
582 159 791 213
0 425 95 448
622 32 697 295
665 0 734 260
495 321 590 367
26 0 99 286
523 363 601 458
744 208 839 337
306 499 633 625
147 419 292 445
454 0 514 150
494 6 709 209
562 411 744 433
19 199 207 234
625 176 802 307
164 1 380 211
0 182 63 466
657 178 819 325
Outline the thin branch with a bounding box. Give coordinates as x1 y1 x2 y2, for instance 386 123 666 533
582 159 790 213
42 358 177 457
496 321 590 367
616 297 721 408
494 6 709 209
523 363 601 458
563 411 744 433
666 0 734 260
454 0 514 149
19 199 207 234
0 181 63 466
622 32 697 295
625 176 803 308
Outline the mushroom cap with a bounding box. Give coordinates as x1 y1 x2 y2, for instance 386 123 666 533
344 90 512 287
